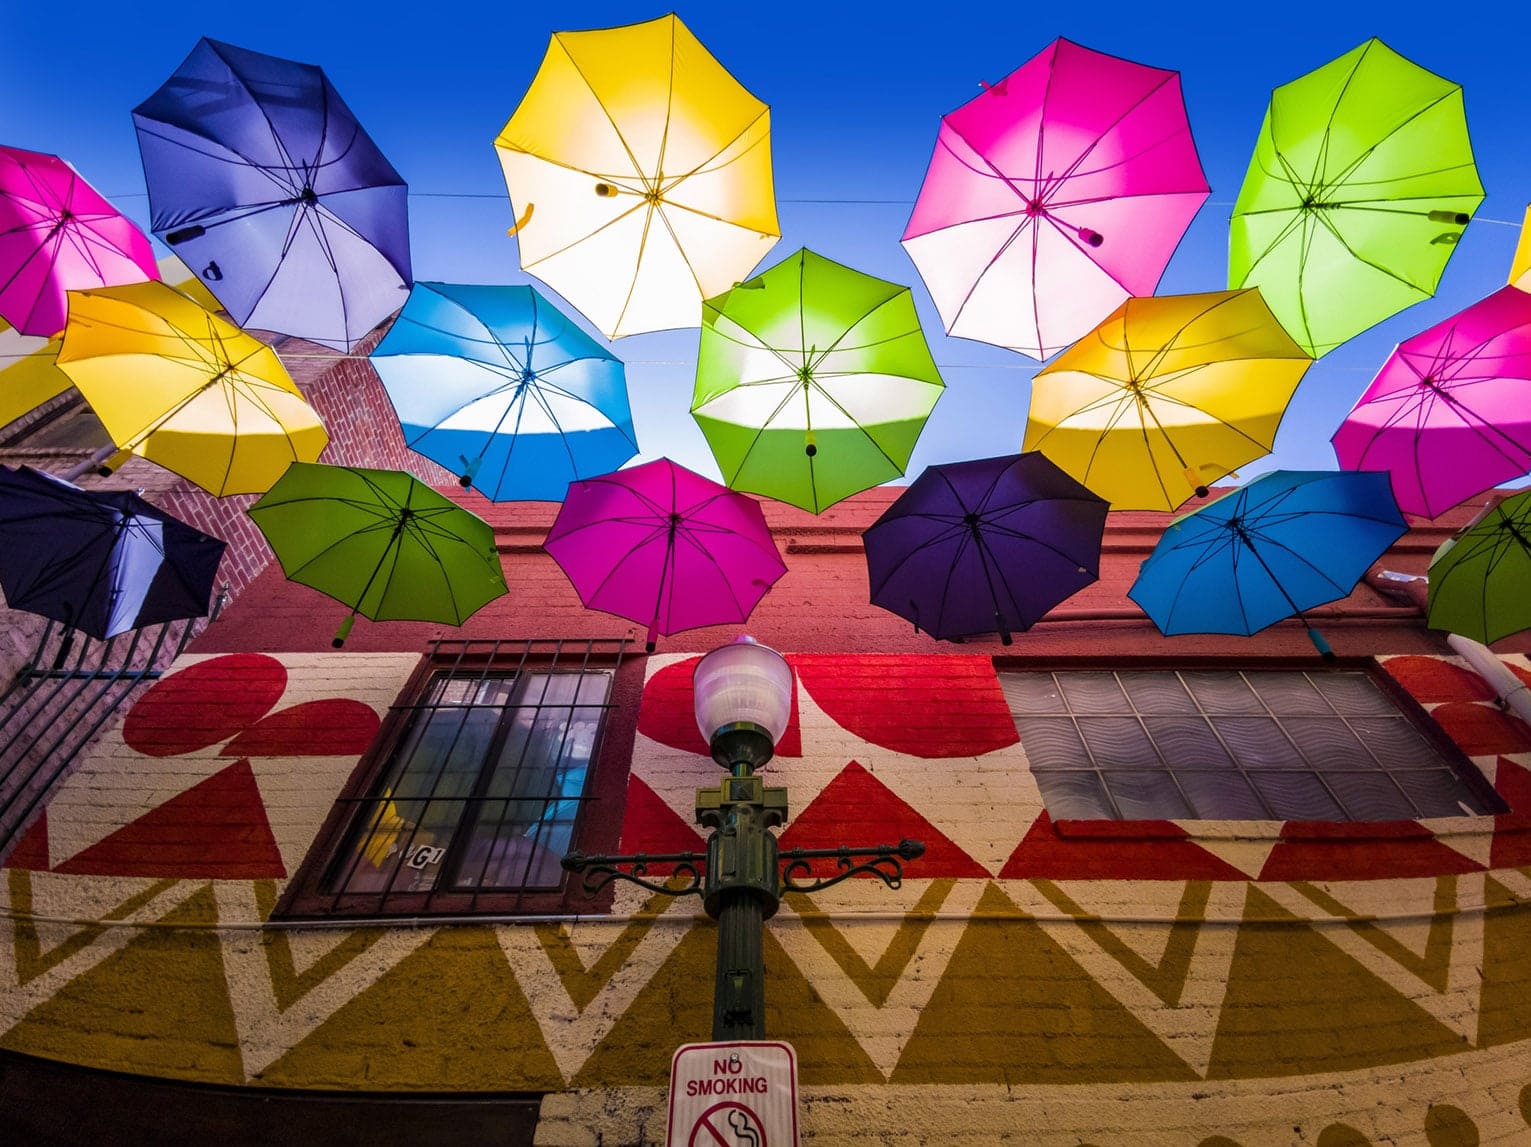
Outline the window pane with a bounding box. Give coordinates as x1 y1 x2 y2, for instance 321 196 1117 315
1016 718 1090 769
1143 717 1234 769
1001 674 1064 715
1349 718 1437 771
1059 673 1128 714
1313 671 1398 715
1078 718 1164 768
1183 672 1264 713
1249 771 1344 820
1176 770 1271 819
1244 671 1331 714
1393 769 1495 818
1323 771 1418 821
1118 672 1197 714
1032 771 1117 818
1282 718 1372 769
1213 717 1301 768
1101 770 1191 819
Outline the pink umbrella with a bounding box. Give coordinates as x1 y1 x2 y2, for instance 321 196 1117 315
0 146 159 337
901 39 1209 361
545 458 788 651
1332 285 1531 519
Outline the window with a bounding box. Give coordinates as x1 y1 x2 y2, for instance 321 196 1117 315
281 637 638 917
1002 665 1506 822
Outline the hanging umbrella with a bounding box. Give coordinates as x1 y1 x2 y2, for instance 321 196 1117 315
862 452 1108 645
1023 289 1312 510
1426 490 1531 644
1229 39 1482 357
1333 286 1531 519
248 463 508 647
0 465 224 639
544 458 786 652
494 13 779 339
0 146 159 337
56 281 327 495
1511 204 1530 291
1128 470 1408 657
902 38 1209 360
370 282 638 502
133 37 411 351
691 248 945 513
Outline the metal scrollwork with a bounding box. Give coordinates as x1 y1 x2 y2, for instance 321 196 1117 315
779 838 926 895
561 850 707 899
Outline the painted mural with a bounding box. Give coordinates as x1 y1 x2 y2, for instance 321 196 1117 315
3 649 1531 1143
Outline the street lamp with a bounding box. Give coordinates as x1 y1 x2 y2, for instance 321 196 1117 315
563 636 924 1041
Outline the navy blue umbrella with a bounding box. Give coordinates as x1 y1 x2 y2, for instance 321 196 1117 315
133 38 411 351
863 453 1109 644
0 467 226 639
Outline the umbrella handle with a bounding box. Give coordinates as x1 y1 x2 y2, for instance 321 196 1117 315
1305 627 1336 661
1182 467 1210 499
645 622 658 655
332 614 356 649
506 203 535 238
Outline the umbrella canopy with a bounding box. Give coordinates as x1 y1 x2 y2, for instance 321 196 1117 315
1426 490 1531 644
56 281 327 495
863 452 1108 645
1128 470 1407 655
1333 286 1531 519
494 13 779 339
0 465 225 639
1024 290 1312 510
1229 39 1482 357
902 39 1209 361
248 463 508 646
1511 204 1531 292
370 282 638 502
0 146 159 338
544 458 786 651
691 249 945 513
133 38 411 351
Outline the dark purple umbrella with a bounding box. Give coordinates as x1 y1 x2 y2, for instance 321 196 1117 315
133 38 411 351
863 453 1108 644
0 466 225 639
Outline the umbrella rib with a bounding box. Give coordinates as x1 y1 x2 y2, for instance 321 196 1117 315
549 40 650 186
865 521 970 599
657 108 771 195
517 199 648 272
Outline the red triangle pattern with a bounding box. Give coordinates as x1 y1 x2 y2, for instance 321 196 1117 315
1427 701 1531 757
2 812 48 871
999 811 1246 881
616 776 706 875
637 656 801 757
1258 819 1484 881
53 759 286 879
776 760 988 878
1382 656 1496 704
1491 757 1531 869
221 699 380 757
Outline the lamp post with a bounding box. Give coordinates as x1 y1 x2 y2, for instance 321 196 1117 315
563 636 923 1041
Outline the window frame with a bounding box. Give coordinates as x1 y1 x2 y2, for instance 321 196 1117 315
277 637 641 919
994 655 1506 823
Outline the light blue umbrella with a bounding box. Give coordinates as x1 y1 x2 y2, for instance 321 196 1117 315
1127 470 1407 657
370 283 638 502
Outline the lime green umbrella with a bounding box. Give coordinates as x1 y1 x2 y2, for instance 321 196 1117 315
248 463 508 646
691 249 945 513
1427 491 1531 645
1229 39 1482 357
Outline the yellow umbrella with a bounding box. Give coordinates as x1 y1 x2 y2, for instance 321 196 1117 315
0 320 70 430
1023 289 1312 510
494 13 779 339
56 280 328 495
1511 204 1531 291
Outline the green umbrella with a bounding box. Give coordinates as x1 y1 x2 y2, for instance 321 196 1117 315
248 463 508 646
691 248 945 513
1427 491 1531 645
1229 39 1483 357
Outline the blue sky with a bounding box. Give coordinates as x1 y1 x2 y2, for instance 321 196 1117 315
3 0 1527 490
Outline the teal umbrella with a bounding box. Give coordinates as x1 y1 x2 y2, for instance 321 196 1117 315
248 463 507 646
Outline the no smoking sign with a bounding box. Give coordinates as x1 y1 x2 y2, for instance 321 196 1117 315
666 1041 799 1147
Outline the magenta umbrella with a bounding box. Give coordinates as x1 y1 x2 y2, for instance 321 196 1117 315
1332 285 1531 519
0 146 159 337
901 38 1209 361
545 458 788 651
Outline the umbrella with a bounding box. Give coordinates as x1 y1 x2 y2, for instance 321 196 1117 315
494 13 779 339
1229 39 1482 357
1332 285 1531 519
370 282 638 502
1426 490 1531 644
902 38 1209 361
133 38 411 351
544 458 786 652
0 465 225 639
1511 204 1530 291
691 249 945 513
1023 290 1312 510
0 146 159 337
56 281 328 495
1128 470 1408 657
247 463 508 647
863 453 1108 645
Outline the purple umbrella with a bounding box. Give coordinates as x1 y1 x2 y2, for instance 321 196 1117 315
863 453 1108 645
545 459 787 651
1332 285 1531 519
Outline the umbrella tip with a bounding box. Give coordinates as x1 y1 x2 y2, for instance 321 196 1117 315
458 474 472 488
645 640 656 654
